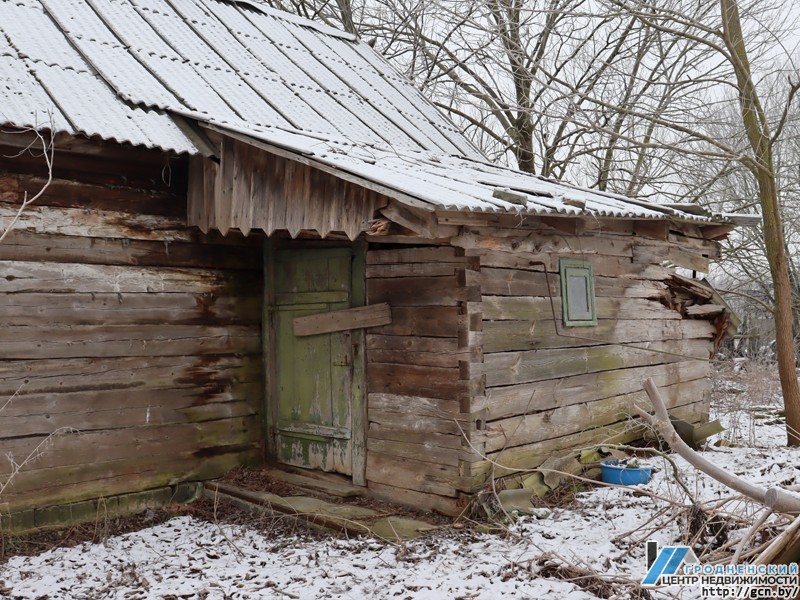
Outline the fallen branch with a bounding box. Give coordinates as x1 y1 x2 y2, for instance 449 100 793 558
732 508 773 564
638 377 800 515
754 514 800 565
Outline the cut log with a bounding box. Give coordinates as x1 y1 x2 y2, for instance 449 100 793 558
685 304 726 318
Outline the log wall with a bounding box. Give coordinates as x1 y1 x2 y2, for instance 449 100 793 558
361 218 721 513
455 219 719 484
364 246 475 515
0 142 263 515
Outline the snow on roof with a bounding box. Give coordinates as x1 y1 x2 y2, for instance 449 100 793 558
0 0 737 224
217 123 735 223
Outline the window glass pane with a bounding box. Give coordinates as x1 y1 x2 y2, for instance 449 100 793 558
567 273 591 319
559 259 597 326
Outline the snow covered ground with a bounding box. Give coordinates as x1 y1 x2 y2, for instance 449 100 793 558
2 369 798 600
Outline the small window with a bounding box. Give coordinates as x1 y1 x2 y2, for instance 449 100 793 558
559 259 597 326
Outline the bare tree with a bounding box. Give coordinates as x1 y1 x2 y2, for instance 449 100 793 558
359 0 711 186
684 93 800 358
591 0 800 445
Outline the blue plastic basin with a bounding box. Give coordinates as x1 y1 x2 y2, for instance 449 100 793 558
600 460 652 485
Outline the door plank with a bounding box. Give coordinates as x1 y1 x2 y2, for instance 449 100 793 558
293 303 392 337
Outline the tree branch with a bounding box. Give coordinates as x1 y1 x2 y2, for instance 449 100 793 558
638 377 800 514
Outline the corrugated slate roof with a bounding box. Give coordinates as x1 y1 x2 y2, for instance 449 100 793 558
0 0 198 153
0 0 739 224
0 0 476 157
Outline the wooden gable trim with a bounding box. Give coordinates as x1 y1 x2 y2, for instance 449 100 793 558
699 224 736 240
188 136 390 240
379 201 438 238
201 124 433 212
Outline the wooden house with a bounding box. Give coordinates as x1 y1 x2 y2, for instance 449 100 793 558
0 0 750 525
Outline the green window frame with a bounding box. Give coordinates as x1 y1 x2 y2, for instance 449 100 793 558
559 259 597 327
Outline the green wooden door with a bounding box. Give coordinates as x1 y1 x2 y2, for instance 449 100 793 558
272 248 357 476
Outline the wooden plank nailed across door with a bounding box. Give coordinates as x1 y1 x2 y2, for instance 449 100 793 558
292 303 392 337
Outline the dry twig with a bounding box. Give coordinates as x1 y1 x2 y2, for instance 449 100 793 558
0 123 54 243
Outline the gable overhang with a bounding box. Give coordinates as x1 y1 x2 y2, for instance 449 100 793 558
188 123 758 243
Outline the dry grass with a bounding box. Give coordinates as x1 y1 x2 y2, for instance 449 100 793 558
534 553 654 600
711 358 784 447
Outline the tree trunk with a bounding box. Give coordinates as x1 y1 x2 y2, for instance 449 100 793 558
515 113 536 173
335 0 356 35
757 172 800 445
721 0 800 445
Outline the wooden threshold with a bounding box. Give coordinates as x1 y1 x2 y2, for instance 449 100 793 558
263 465 365 498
